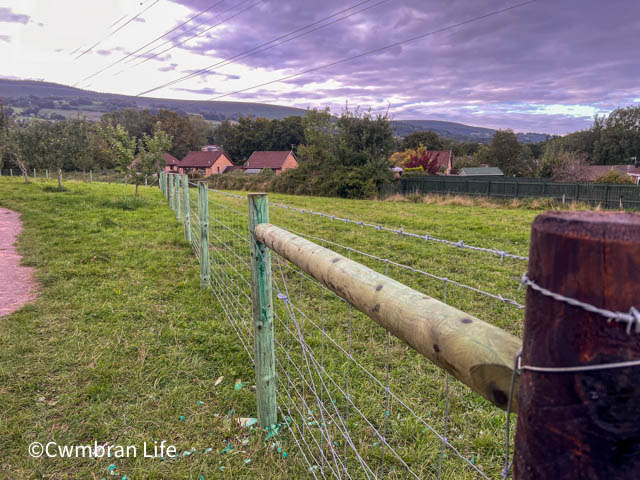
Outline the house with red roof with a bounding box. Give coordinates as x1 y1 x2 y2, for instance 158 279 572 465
426 150 453 174
243 151 298 175
583 164 640 184
163 153 181 173
179 150 234 177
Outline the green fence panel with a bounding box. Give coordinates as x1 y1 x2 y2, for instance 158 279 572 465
382 176 639 209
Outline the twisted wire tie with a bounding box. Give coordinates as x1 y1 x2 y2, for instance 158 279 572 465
519 273 640 335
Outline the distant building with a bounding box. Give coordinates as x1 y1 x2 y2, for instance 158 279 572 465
425 150 453 174
457 167 504 176
201 145 223 152
583 164 640 183
180 150 234 177
244 150 298 175
163 153 181 172
222 165 243 174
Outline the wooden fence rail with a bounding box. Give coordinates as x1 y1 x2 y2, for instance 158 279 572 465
255 221 522 411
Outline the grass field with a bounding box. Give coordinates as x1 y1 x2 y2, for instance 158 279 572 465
0 177 546 479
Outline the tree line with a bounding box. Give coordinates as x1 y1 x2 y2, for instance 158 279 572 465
0 103 175 194
1 100 638 197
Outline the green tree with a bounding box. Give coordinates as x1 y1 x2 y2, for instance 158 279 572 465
155 109 196 159
401 130 444 151
0 100 12 173
103 123 137 188
593 106 640 165
69 117 94 180
487 129 522 176
594 169 635 184
133 125 172 195
102 108 155 140
188 114 216 148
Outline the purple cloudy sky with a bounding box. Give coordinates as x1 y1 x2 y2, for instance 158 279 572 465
1 0 639 134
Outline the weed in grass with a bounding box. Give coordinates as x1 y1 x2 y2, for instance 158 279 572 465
42 185 68 193
101 196 149 211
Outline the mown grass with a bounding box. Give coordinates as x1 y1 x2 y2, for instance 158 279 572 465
0 177 547 479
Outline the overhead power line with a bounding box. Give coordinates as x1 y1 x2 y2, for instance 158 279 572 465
132 0 265 69
109 14 129 29
137 0 389 97
198 0 536 101
75 0 226 85
74 0 162 60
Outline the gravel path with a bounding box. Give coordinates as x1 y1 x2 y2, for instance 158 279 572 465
0 208 38 317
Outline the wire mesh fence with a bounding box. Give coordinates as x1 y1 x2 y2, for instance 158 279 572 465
169 176 523 478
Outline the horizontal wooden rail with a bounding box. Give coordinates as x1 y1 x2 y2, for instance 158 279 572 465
255 223 522 411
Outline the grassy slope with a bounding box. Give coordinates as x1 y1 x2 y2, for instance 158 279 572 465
0 178 543 479
0 179 297 479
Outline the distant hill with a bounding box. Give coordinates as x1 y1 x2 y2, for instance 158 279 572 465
391 119 549 144
0 78 306 122
0 79 549 143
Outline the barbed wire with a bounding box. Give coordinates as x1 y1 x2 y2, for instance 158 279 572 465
207 188 529 261
520 273 640 334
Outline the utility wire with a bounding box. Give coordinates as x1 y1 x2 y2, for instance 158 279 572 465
75 0 226 85
137 0 389 97
132 0 265 69
123 0 232 66
197 0 536 101
109 14 129 29
74 0 161 60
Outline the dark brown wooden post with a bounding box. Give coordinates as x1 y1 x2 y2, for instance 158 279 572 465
514 211 640 479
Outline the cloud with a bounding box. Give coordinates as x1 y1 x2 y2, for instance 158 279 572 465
0 7 30 24
159 63 179 72
157 0 640 133
172 86 221 95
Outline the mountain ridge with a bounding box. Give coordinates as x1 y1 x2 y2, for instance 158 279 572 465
0 79 549 143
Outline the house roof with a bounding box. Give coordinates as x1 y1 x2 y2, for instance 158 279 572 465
223 165 243 174
245 151 295 169
180 151 230 168
163 153 180 166
583 165 640 181
424 150 452 171
458 167 504 176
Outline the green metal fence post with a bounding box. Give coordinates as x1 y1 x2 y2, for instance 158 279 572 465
248 193 277 429
164 173 168 198
198 182 210 288
169 175 176 210
182 174 191 243
176 174 183 221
